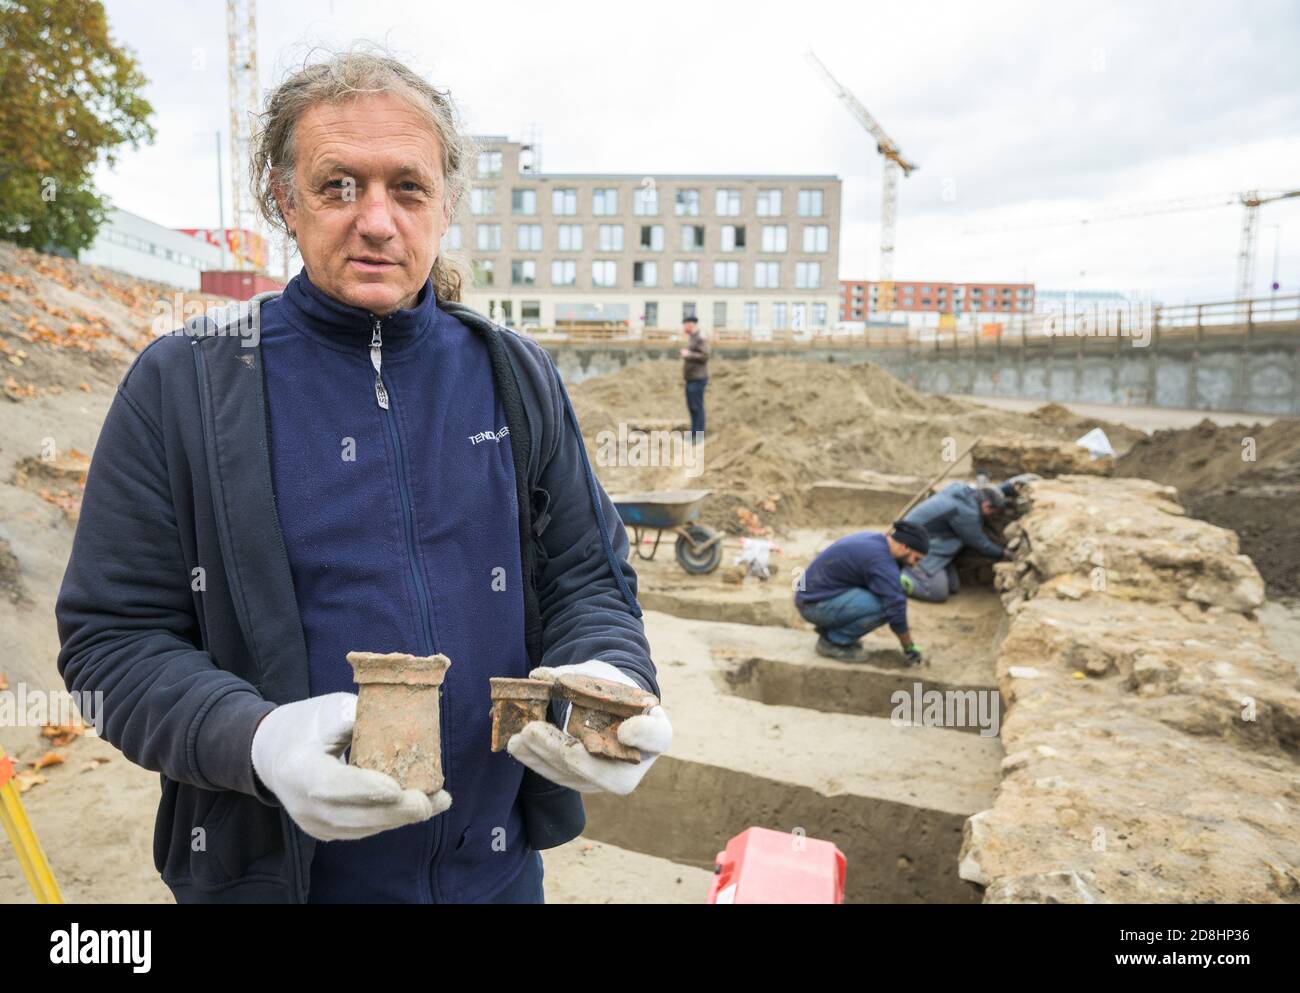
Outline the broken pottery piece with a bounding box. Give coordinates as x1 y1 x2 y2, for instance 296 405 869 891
489 677 553 752
552 673 659 764
346 651 451 795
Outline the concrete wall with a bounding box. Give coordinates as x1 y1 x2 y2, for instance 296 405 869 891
542 330 1300 415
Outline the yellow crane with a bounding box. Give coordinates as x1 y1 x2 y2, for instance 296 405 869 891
806 51 918 314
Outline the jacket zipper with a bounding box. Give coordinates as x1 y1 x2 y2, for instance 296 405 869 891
370 316 447 898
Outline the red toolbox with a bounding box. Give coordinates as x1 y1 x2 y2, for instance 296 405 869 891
706 826 847 904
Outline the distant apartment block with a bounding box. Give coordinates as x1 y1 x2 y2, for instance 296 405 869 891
452 137 842 331
839 279 1036 321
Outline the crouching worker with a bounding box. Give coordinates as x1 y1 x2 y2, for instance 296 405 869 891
901 480 1017 603
795 521 930 665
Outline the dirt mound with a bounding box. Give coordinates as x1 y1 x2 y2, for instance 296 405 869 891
0 240 230 399
570 357 1151 534
1027 402 1145 452
1117 418 1300 595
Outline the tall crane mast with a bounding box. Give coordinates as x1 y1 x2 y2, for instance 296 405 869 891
806 50 917 314
227 0 260 271
1237 190 1300 301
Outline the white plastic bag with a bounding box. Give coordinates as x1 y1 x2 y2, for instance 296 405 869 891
1074 427 1115 460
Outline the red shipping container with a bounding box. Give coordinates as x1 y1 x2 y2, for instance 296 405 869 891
706 826 847 904
200 270 285 301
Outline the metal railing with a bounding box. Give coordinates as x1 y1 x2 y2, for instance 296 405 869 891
522 293 1300 350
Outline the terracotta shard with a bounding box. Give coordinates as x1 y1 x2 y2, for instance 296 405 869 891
346 651 451 795
489 677 553 752
553 674 659 764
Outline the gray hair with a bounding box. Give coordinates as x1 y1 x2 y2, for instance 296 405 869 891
251 48 474 301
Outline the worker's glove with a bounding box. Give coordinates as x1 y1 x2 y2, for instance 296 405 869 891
903 644 925 666
507 660 671 796
251 693 450 842
1006 473 1040 488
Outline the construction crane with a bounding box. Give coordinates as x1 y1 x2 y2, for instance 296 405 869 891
806 50 917 314
964 188 1300 301
1237 190 1300 301
226 0 260 271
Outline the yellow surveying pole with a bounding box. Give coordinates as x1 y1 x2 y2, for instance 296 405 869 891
0 745 63 903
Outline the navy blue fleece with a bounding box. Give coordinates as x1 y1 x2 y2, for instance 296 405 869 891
795 531 910 635
260 271 530 902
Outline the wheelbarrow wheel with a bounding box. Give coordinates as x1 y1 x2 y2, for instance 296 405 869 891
675 524 721 575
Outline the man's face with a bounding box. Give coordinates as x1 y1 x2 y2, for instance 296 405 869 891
683 322 696 336
888 536 923 567
277 92 450 316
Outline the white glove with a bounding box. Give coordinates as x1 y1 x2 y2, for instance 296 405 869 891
250 692 451 841
506 660 671 796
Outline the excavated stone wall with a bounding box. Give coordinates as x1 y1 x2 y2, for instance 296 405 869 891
958 475 1300 902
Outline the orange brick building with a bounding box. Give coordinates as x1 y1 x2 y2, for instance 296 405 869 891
840 280 1035 320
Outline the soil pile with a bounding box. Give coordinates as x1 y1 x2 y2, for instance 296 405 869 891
1117 419 1300 595
569 358 1144 534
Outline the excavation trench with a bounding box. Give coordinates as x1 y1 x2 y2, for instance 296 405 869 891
581 539 1009 903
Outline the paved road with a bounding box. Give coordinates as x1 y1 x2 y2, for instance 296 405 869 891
946 394 1282 433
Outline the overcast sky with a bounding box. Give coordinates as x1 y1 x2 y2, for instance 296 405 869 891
95 0 1300 304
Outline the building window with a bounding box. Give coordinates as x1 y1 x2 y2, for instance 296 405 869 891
634 186 658 215
754 261 779 288
743 302 759 330
682 301 697 321
715 188 741 216
477 151 502 179
516 224 542 251
675 188 700 216
442 224 462 250
470 187 496 215
557 224 583 251
633 261 657 287
592 188 619 216
797 189 824 217
511 189 537 215
472 259 494 286
511 260 536 286
713 301 727 328
552 188 578 215
640 224 664 251
681 225 705 250
795 262 821 289
644 301 659 326
521 300 541 325
756 189 782 217
592 260 617 287
476 224 501 251
551 260 577 286
713 261 739 288
760 225 788 252
802 225 829 253
812 303 828 327
792 302 807 330
598 224 624 251
772 302 788 329
721 224 746 252
673 260 699 286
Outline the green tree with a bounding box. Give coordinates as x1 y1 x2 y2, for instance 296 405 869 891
0 0 154 254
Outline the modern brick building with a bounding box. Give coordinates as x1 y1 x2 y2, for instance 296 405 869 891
840 279 1035 321
452 137 842 332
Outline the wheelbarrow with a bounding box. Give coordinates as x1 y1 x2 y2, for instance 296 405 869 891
610 489 723 575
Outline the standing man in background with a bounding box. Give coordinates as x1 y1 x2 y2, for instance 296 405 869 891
680 315 709 440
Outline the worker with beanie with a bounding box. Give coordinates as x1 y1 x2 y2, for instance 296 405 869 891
794 521 930 665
